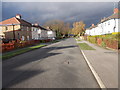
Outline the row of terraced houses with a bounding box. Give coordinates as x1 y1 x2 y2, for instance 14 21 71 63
0 14 56 42
85 8 120 36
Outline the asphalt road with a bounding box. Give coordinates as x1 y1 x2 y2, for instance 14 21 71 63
3 38 100 88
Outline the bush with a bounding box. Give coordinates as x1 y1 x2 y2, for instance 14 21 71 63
87 36 97 44
86 34 119 49
101 41 106 47
40 40 46 43
118 40 120 49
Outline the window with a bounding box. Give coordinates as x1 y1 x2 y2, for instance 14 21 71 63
21 26 23 31
29 27 31 31
108 21 110 25
113 27 116 32
38 34 40 39
32 28 34 31
5 26 8 30
27 27 29 31
105 23 106 26
27 36 29 40
22 36 25 41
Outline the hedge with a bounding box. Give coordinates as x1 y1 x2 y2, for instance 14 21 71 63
84 33 119 50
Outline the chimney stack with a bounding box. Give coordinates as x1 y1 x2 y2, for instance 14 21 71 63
34 23 39 26
114 8 119 14
16 14 21 19
92 24 94 27
46 26 50 30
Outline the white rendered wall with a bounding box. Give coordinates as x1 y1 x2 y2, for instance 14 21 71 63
85 18 119 36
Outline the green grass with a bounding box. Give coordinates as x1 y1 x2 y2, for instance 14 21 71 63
78 43 95 50
2 39 61 60
2 44 46 60
51 40 59 43
77 39 81 41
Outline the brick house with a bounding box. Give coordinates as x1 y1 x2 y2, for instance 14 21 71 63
0 14 32 41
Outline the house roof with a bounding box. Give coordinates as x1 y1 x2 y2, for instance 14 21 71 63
32 25 48 31
0 17 32 26
87 8 120 30
0 17 20 25
108 12 120 19
17 18 32 26
101 13 120 23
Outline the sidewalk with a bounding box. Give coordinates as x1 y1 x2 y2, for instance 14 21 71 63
76 39 118 88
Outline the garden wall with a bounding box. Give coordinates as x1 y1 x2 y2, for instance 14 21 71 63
83 35 119 50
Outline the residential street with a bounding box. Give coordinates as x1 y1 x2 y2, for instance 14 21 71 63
3 38 99 88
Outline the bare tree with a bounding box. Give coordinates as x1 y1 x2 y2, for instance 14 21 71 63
44 20 71 37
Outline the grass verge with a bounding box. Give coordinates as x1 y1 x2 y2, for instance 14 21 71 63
51 40 59 43
2 44 46 60
78 43 95 50
77 39 81 41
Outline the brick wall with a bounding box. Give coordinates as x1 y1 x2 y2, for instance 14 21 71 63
83 36 118 50
0 25 32 40
4 30 32 40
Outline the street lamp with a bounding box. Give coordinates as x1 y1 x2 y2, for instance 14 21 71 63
12 24 15 40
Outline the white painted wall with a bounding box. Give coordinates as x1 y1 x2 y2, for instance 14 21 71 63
32 27 39 40
85 29 90 35
47 30 56 39
0 26 5 39
32 27 48 40
41 30 48 39
85 18 119 36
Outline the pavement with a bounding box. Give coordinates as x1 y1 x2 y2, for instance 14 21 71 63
76 38 118 88
2 38 100 88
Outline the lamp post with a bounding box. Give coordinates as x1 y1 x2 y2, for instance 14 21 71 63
12 24 15 40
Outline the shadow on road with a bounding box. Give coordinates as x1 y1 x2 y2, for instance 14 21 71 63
2 43 77 88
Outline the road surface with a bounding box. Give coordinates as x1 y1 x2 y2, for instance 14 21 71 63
3 38 99 88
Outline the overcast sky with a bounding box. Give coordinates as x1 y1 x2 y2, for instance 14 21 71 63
2 2 118 28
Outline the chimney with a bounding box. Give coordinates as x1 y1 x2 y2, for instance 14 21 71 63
16 14 21 19
34 23 39 26
46 26 50 30
92 24 94 27
114 8 119 14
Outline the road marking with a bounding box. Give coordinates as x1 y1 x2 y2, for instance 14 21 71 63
81 49 106 89
75 38 106 89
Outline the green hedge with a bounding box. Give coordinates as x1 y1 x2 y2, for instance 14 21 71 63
87 36 97 44
90 33 119 40
118 40 120 49
101 41 106 47
85 34 119 49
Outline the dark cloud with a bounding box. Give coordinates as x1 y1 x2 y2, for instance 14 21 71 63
2 2 117 28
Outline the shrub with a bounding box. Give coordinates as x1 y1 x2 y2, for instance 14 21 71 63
101 41 106 47
41 40 46 43
87 36 97 44
118 40 120 49
86 34 119 49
